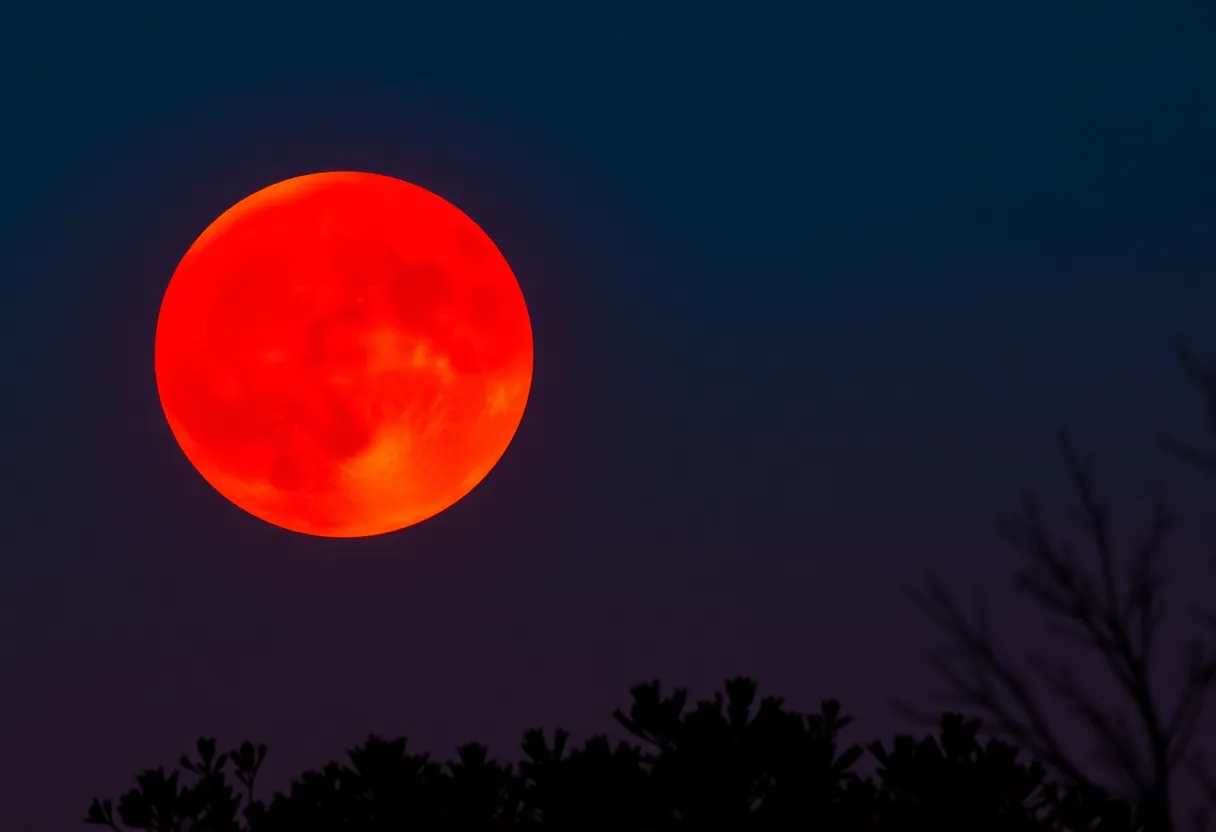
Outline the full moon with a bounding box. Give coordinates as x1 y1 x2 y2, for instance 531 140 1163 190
154 171 533 537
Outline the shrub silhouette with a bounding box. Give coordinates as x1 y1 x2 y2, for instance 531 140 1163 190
611 677 868 829
88 677 1140 831
519 729 655 830
869 713 1138 831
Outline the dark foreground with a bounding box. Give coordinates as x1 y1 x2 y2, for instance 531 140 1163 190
88 676 1144 831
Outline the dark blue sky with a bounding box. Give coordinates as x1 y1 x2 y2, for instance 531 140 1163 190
2 3 1215 829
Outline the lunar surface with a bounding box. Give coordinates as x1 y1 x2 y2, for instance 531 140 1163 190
154 171 533 537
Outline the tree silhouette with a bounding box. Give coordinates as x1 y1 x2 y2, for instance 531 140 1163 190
910 351 1216 832
869 712 1138 831
88 677 1138 831
86 737 266 831
610 676 869 829
1162 347 1216 820
518 728 656 830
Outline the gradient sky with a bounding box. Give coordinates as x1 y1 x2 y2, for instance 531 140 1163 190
2 3 1215 830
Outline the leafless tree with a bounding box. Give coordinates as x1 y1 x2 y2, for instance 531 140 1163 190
909 350 1216 832
1162 346 1216 817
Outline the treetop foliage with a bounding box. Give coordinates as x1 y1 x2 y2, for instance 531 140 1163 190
88 676 1142 831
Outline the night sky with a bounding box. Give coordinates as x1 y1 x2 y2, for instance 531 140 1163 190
3 4 1215 830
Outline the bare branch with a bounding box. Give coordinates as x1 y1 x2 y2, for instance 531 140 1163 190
1031 655 1145 791
908 574 1099 791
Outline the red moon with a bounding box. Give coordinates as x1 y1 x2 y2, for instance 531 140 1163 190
154 172 533 537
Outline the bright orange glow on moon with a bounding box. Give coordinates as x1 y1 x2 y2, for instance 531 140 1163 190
154 171 533 537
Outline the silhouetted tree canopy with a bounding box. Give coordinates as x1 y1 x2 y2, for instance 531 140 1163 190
88 676 1144 831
